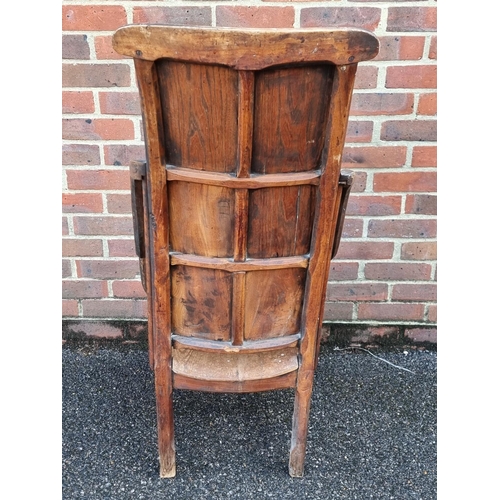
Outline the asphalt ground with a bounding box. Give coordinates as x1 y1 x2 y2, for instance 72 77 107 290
62 342 437 499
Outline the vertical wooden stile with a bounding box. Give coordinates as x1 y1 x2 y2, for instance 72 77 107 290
134 58 176 478
231 71 255 346
289 64 358 477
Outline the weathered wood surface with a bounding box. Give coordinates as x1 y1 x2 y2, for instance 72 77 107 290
113 26 379 69
172 347 298 381
112 25 379 478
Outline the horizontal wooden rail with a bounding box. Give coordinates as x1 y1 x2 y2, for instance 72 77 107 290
166 166 321 189
170 253 309 271
172 333 301 354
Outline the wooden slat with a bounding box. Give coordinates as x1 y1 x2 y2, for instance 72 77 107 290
231 272 246 346
172 333 300 353
113 26 380 68
237 71 254 179
170 253 309 271
166 166 321 188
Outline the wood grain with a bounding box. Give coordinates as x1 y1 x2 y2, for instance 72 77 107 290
113 26 380 68
247 186 316 258
244 268 306 340
168 181 235 258
158 61 238 173
171 265 232 341
172 347 298 381
252 66 333 174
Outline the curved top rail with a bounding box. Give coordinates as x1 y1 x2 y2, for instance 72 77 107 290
112 25 379 69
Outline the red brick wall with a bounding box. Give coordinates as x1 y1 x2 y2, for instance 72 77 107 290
62 1 437 327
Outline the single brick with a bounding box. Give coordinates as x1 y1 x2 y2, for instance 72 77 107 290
216 6 294 28
373 171 437 192
429 36 437 59
335 241 394 260
350 171 367 193
94 36 126 60
104 145 147 166
301 7 381 31
62 217 69 236
368 219 436 238
346 121 373 143
364 262 432 281
405 327 437 343
106 194 132 214
412 146 437 167
62 239 103 257
427 305 437 323
66 169 130 190
381 120 437 142
405 194 437 215
62 144 100 165
393 284 437 302
73 216 134 236
62 35 90 60
62 300 79 317
350 93 414 116
63 259 72 278
354 66 378 89
341 218 363 238
357 303 425 321
62 193 103 213
62 63 130 88
108 239 137 257
81 299 147 319
387 7 437 32
376 36 425 61
386 65 437 89
342 146 407 168
62 91 95 114
99 92 141 115
77 259 140 279
64 321 123 339
323 302 354 321
327 283 388 302
62 5 127 31
112 280 147 299
63 118 135 141
346 195 402 216
328 262 359 281
400 241 437 260
134 6 212 26
62 280 108 299
417 93 437 115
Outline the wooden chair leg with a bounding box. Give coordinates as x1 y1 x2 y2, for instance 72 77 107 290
155 368 176 478
288 369 314 477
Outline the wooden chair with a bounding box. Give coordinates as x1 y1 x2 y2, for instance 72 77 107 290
112 26 379 478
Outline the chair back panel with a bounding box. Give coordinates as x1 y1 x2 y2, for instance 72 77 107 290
112 25 379 347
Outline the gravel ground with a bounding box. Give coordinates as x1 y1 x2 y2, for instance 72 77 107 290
62 343 436 499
